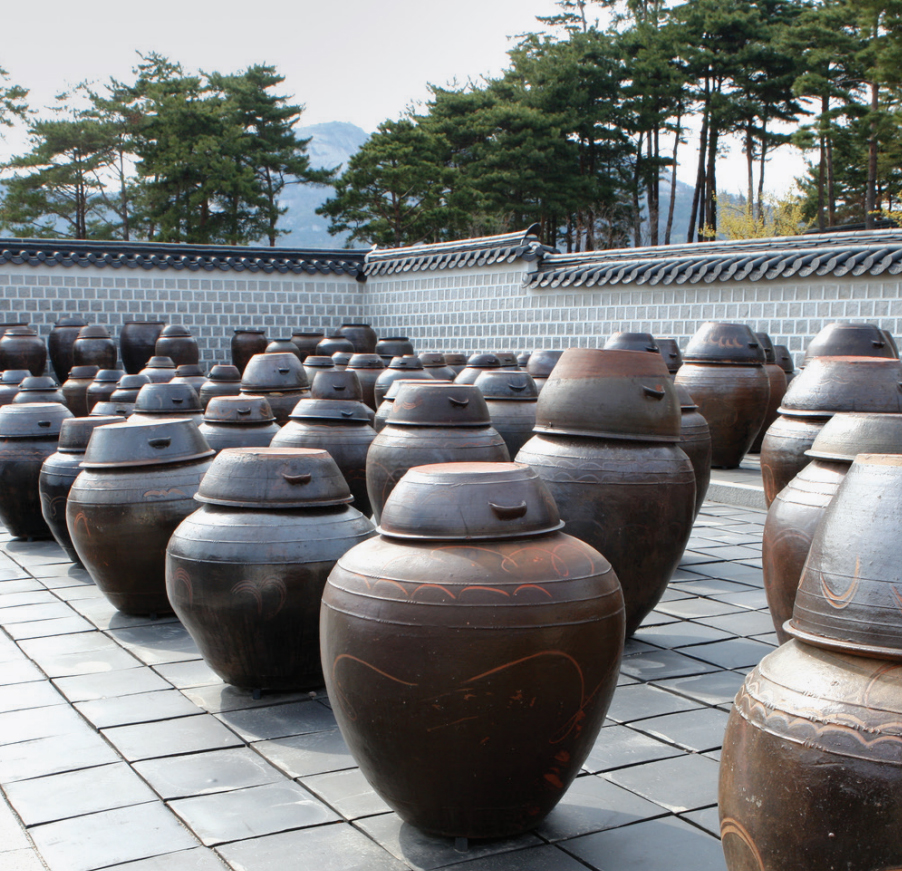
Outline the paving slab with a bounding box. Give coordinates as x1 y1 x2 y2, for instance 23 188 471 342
102 714 244 762
252 728 355 778
301 767 392 820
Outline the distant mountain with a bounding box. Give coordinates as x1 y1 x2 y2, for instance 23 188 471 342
275 122 370 249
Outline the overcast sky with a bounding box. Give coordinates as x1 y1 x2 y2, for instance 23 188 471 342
0 0 807 194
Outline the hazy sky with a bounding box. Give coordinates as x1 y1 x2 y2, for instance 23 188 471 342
0 0 807 194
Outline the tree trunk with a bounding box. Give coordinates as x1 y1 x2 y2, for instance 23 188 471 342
648 129 659 246
688 79 710 243
827 132 836 227
817 95 827 230
665 103 682 245
865 79 879 229
746 126 755 215
633 131 645 247
704 123 719 238
757 120 768 223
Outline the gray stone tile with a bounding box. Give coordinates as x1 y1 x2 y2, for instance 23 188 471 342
681 806 722 838
537 775 667 841
170 781 339 846
0 730 120 782
561 814 726 871
0 579 48 594
29 802 199 871
582 725 683 774
619 649 719 681
708 587 769 609
76 689 204 728
670 579 755 597
0 590 57 608
216 701 335 742
19 630 116 659
253 729 354 778
103 714 243 762
678 551 723 566
0 848 45 870
153 660 221 689
134 748 287 800
53 584 107 602
67 596 180 631
634 621 734 649
447 845 588 871
4 763 157 825
679 638 774 670
0 680 66 713
634 707 731 753
636 610 680 628
653 671 746 707
0 705 88 745
108 623 201 665
26 644 142 678
0 602 77 625
0 658 47 686
180 683 313 714
605 754 720 813
0 794 30 852
302 768 391 820
53 667 172 702
606 684 700 724
3 615 96 639
696 610 776 637
654 598 744 620
356 813 543 871
687 562 764 584
100 848 230 871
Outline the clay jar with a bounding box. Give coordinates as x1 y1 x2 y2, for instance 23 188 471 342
603 331 659 354
366 382 510 523
290 332 324 360
762 413 902 642
110 374 151 406
167 447 375 690
373 356 432 406
473 369 539 458
310 369 366 406
453 353 502 386
13 377 66 406
0 402 73 539
120 321 165 374
170 364 207 395
272 398 377 516
322 462 625 838
719 640 902 871
265 339 303 363
198 396 279 453
493 351 519 370
803 320 895 363
231 328 267 374
39 415 125 562
675 322 769 469
302 356 335 386
67 418 214 614
73 325 117 370
655 337 683 375
48 316 88 383
516 348 695 637
240 352 310 426
130 382 204 424
0 370 29 407
443 352 467 375
373 378 413 433
675 384 712 517
60 366 99 417
199 365 242 409
139 356 176 384
748 332 787 453
331 352 351 371
527 349 564 393
154 325 199 367
774 344 795 384
375 336 413 363
418 352 456 382
760 355 902 505
85 369 125 411
316 334 354 356
338 323 378 354
0 326 46 375
346 354 385 410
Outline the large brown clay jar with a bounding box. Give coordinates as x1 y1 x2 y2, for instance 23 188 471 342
0 403 73 539
48 316 88 383
272 399 377 516
454 353 501 386
0 326 47 375
66 418 214 614
155 325 199 367
347 354 385 410
0 370 28 407
375 336 414 363
290 331 324 360
85 369 125 411
316 335 354 356
517 348 695 636
366 382 510 522
373 356 432 406
473 369 539 458
675 384 712 517
675 322 769 468
197 396 280 453
167 448 375 690
240 352 310 426
73 325 117 370
654 337 682 375
170 365 206 395
61 366 99 417
199 365 242 409
338 323 378 354
231 328 267 374
13 377 66 406
322 462 625 839
120 321 165 374
803 320 895 363
527 349 564 393
749 333 787 453
139 356 176 383
130 382 204 425
39 415 125 562
774 344 794 384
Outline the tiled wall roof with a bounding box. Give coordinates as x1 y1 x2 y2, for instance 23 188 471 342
0 239 368 278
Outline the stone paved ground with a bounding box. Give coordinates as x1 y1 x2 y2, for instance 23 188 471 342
0 497 774 871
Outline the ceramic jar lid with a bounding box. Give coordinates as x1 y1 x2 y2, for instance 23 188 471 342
473 370 539 400
674 383 698 411
143 356 176 369
387 356 424 371
56 316 87 327
492 351 519 368
774 345 794 374
82 418 213 468
682 322 765 365
4 326 37 338
92 369 125 384
195 447 353 508
604 332 659 353
803 321 895 363
387 382 492 427
443 353 467 367
1 369 30 385
805 413 902 462
0 402 73 437
18 376 59 391
204 395 275 424
57 415 126 451
68 366 99 380
348 354 384 370
159 325 191 338
655 338 683 372
304 356 335 369
175 364 205 377
527 350 564 378
288 398 372 423
207 364 241 382
755 332 777 364
378 462 564 540
419 352 448 367
787 454 902 658
534 348 681 443
241 353 309 391
310 370 363 402
90 401 134 417
133 382 203 414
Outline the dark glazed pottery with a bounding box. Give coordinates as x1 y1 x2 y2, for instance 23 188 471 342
492 351 519 370
110 374 151 405
39 415 125 561
0 326 47 375
61 365 99 417
322 461 625 838
290 332 324 360
265 339 304 362
310 369 364 403
12 377 65 406
316 335 354 356
155 325 199 367
418 352 456 382
366 382 510 522
0 403 74 539
331 352 352 370
774 344 794 382
197 396 280 453
442 352 467 375
302 356 335 386
347 354 385 410
474 369 539 458
48 316 89 382
803 320 895 363
167 447 375 690
231 328 267 374
120 321 165 374
240 352 310 426
375 336 414 363
73 325 117 370
199 365 242 409
373 356 432 406
749 333 787 453
338 323 378 354
170 364 207 395
66 418 214 614
655 337 683 374
603 332 659 354
86 369 125 411
719 640 902 871
675 384 712 517
139 356 176 383
0 370 29 407
454 353 502 386
130 382 203 424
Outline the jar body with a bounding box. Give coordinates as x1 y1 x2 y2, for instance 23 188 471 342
484 399 537 459
39 450 85 561
0 436 59 538
760 413 830 506
73 335 117 370
749 363 788 453
120 322 165 374
338 324 377 354
0 330 46 376
197 421 280 453
231 330 267 374
48 319 88 383
679 407 712 516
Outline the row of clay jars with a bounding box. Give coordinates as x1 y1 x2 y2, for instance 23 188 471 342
516 349 695 637
720 454 902 871
748 332 788 453
323 461 624 838
674 322 770 468
761 412 902 642
167 447 375 690
759 355 902 505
